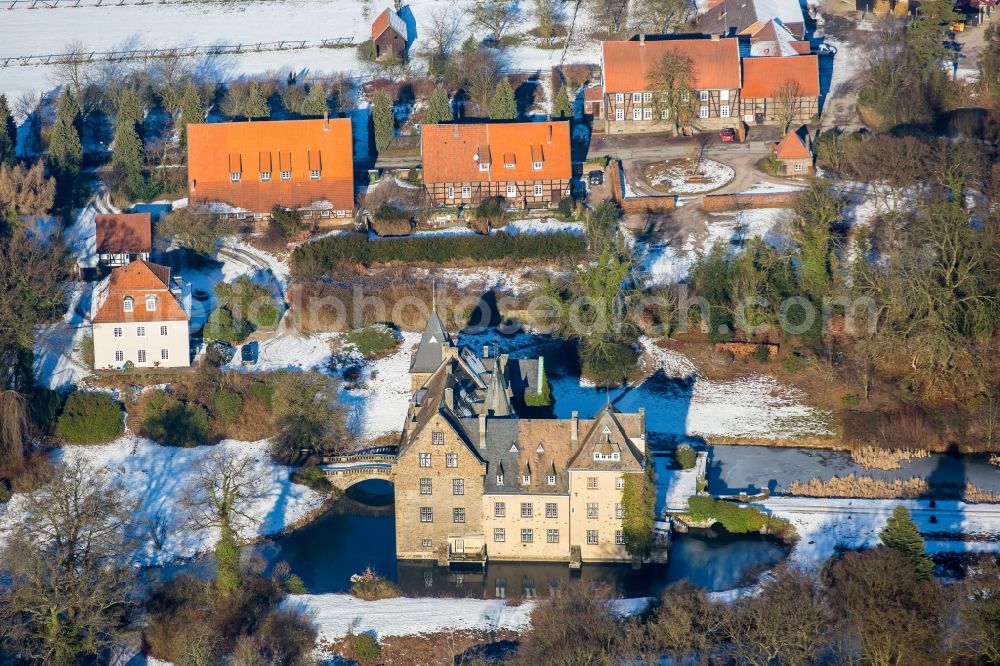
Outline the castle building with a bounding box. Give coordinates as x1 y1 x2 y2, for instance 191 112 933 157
395 316 647 566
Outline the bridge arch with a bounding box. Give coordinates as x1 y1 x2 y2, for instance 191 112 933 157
320 447 397 492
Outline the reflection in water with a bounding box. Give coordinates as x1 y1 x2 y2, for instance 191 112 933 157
258 482 790 597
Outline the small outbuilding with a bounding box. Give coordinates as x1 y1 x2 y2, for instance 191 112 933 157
95 213 152 267
770 126 813 176
372 7 408 61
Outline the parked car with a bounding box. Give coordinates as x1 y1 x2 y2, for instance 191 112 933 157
816 43 837 56
588 170 604 185
720 128 737 143
241 341 259 365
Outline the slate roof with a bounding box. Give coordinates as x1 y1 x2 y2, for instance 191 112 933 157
601 37 742 93
699 0 806 38
409 310 452 373
187 118 354 214
95 213 152 254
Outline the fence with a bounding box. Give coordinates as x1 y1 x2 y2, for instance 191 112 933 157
700 191 801 212
1 37 353 68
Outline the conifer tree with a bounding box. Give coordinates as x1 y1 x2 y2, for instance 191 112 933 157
880 505 934 579
177 83 204 151
489 76 517 120
245 82 270 119
300 83 329 117
115 88 144 138
553 85 573 119
425 85 453 124
371 90 394 154
0 94 16 166
48 92 83 207
113 121 145 197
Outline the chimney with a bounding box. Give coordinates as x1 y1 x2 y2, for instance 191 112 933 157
547 124 552 144
571 411 579 443
323 109 329 131
444 387 454 408
711 33 721 41
639 33 645 45
479 413 487 448
638 407 646 436
482 345 490 359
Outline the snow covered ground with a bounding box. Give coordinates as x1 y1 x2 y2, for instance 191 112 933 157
646 159 735 194
286 594 653 642
0 0 603 102
761 497 1000 568
0 437 325 566
552 337 831 441
33 282 93 390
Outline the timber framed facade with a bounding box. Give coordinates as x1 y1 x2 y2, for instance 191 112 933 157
421 121 572 209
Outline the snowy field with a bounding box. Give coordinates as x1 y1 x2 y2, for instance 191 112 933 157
0 0 603 101
762 497 1000 568
286 594 653 642
552 337 832 441
0 438 325 566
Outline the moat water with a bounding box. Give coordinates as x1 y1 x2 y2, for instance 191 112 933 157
239 480 790 598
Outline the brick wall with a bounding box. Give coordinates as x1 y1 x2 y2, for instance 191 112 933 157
608 159 677 212
700 191 801 211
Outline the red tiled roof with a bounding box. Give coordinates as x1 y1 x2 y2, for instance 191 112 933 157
92 260 189 324
421 121 572 184
741 55 820 98
773 127 811 160
95 213 151 254
187 118 354 214
601 37 742 93
372 7 407 41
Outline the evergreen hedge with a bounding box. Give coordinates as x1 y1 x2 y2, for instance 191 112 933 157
292 231 585 277
55 391 123 444
687 496 787 535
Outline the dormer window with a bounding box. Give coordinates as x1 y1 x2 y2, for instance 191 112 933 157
123 296 133 312
145 296 156 311
522 475 530 485
532 161 543 171
310 169 321 180
260 171 271 182
280 170 291 181
504 162 515 169
547 474 556 485
230 172 241 182
479 162 490 171
496 474 504 485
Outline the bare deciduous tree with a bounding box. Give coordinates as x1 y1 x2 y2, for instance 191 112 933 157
773 79 803 133
0 161 56 217
629 0 690 34
0 390 27 468
0 459 138 663
588 0 629 35
418 7 463 78
470 0 522 43
649 52 697 134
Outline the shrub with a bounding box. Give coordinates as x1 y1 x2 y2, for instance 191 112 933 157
350 632 381 663
55 391 123 444
291 231 586 278
204 308 244 344
373 203 405 221
283 574 308 595
841 393 860 405
291 465 331 490
350 567 399 600
579 339 637 387
0 484 10 503
754 343 771 363
211 389 243 422
357 39 376 61
557 196 573 218
523 368 552 407
269 205 305 239
143 400 210 447
249 381 273 408
686 496 776 534
781 354 806 373
344 325 400 359
674 444 696 470
216 277 280 329
475 196 505 228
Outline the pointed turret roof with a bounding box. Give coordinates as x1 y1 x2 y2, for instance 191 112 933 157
483 361 513 417
409 310 452 374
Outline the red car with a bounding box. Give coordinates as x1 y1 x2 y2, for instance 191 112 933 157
720 128 736 143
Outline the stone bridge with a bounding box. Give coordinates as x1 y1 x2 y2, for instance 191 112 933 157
320 446 397 491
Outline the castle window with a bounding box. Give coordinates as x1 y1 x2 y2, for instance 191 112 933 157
419 453 431 468
123 296 134 312
587 530 599 545
494 528 505 542
420 507 433 522
419 478 432 494
137 326 145 337
452 478 464 495
496 474 504 485
587 477 598 489
615 530 625 545
114 327 122 338
616 477 625 490
115 350 124 362
453 508 465 523
522 474 530 485
432 431 444 445
547 529 559 543
520 528 533 543
616 502 624 519
494 502 505 517
421 539 433 548
160 325 168 336
446 453 458 468
547 474 556 485
545 503 557 518
520 503 533 518
587 503 598 519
